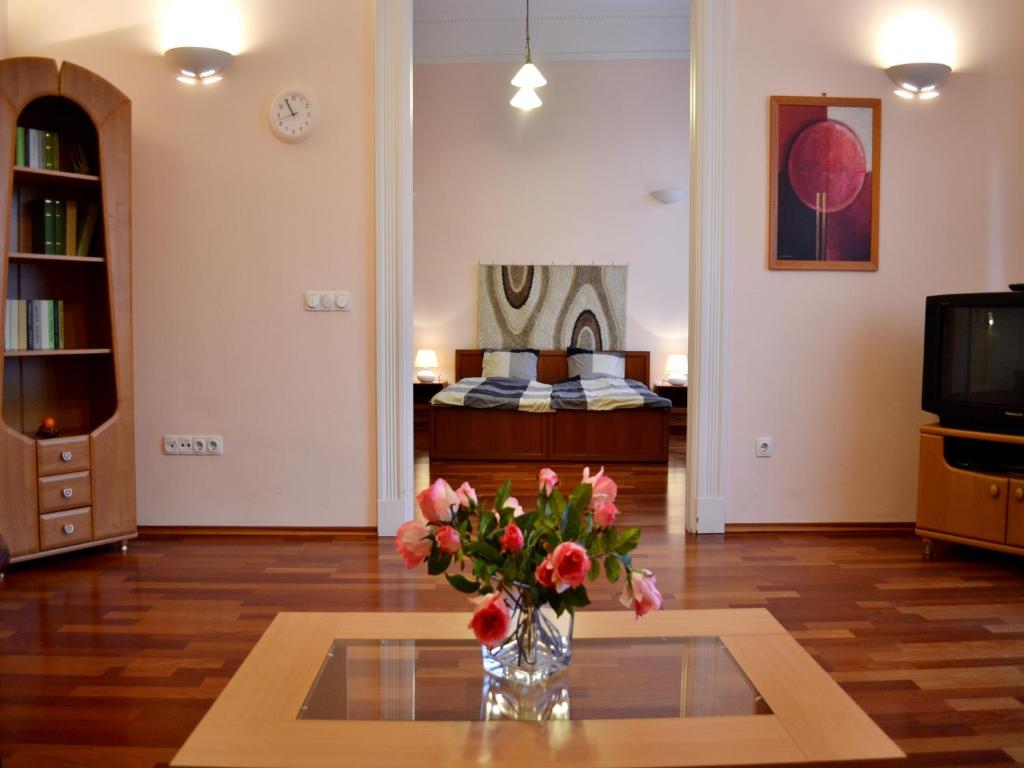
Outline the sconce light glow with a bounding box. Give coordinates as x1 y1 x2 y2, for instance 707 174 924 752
877 9 956 69
160 0 244 54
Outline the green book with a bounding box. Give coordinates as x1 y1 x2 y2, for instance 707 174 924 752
76 203 99 257
54 200 66 255
43 131 57 170
57 300 64 349
43 199 56 254
15 126 25 167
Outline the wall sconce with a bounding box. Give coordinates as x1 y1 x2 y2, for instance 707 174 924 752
651 188 686 204
885 62 951 100
165 46 234 85
414 349 440 383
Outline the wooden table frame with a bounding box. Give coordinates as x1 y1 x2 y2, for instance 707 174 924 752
172 610 903 768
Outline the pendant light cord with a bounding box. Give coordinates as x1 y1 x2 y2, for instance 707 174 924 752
525 0 532 63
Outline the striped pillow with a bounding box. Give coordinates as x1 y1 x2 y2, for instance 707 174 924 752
481 349 540 380
567 347 626 379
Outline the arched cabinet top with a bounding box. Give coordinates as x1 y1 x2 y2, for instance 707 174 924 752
0 57 129 126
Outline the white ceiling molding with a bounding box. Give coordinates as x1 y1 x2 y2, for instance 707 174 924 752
414 0 690 64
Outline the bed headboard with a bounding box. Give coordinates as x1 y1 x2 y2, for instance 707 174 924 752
454 350 651 385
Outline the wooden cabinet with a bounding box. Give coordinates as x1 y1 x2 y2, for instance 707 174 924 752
654 384 687 434
0 58 135 570
917 425 1024 557
413 382 444 432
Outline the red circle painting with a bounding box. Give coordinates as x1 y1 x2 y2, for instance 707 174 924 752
787 119 866 213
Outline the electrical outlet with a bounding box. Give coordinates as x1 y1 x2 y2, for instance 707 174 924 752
176 435 194 455
755 436 774 457
305 290 351 312
192 436 208 455
163 435 179 455
207 435 224 455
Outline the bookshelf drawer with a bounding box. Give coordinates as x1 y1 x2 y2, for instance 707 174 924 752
38 470 91 513
39 507 92 550
38 435 91 475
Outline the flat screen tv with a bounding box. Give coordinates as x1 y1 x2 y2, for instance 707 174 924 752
923 291 1024 434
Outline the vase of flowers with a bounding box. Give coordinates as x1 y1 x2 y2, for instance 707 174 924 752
396 467 662 687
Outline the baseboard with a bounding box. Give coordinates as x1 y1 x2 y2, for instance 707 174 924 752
138 525 377 538
725 522 915 534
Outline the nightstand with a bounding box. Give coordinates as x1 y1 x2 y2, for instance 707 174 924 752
654 383 687 434
413 381 445 431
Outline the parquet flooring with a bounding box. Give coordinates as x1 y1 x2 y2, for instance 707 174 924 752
2 435 1024 766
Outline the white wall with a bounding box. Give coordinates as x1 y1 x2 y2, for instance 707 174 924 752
726 0 1024 523
8 0 376 527
414 59 689 383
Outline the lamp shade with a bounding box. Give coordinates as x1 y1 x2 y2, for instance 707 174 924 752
511 62 547 89
414 349 439 369
510 87 542 111
885 62 951 100
165 46 233 84
664 354 688 385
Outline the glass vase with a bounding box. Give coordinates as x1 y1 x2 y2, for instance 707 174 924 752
481 590 574 687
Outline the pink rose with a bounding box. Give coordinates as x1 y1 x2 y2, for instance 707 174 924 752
435 525 461 554
468 593 511 647
619 569 663 618
534 559 556 588
538 468 559 495
593 500 619 529
549 542 591 593
495 496 525 518
500 523 524 552
582 466 617 508
417 478 459 523
456 482 478 509
395 519 432 569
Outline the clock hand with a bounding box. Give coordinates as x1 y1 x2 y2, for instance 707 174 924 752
285 98 297 117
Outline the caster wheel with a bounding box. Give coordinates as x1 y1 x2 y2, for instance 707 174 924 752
922 538 934 561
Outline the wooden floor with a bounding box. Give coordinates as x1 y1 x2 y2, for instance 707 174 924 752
3 435 1024 767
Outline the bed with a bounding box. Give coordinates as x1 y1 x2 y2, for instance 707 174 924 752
428 350 670 463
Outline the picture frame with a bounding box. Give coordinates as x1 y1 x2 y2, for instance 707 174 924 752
768 96 881 271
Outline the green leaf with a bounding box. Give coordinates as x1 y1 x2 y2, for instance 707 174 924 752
479 511 496 538
561 586 591 609
605 555 621 583
549 490 567 520
567 483 593 515
616 527 642 554
427 550 452 576
494 479 512 510
465 540 500 561
562 506 583 541
587 557 601 582
445 573 480 593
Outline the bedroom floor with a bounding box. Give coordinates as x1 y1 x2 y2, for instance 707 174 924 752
4 436 1024 767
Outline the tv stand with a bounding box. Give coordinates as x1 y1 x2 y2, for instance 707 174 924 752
917 423 1024 559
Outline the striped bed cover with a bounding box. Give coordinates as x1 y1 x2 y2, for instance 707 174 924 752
431 377 553 413
551 376 672 411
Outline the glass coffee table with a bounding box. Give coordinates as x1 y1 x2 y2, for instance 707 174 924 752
172 610 903 767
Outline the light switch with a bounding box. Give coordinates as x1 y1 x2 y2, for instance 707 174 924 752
305 290 352 312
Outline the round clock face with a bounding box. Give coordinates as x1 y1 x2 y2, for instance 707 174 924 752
270 91 313 143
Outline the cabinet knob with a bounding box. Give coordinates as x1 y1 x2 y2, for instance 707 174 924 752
990 484 1000 499
61 488 73 499
1016 487 1024 502
62 523 75 535
60 450 72 463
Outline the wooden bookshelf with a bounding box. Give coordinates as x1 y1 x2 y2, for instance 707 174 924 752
0 58 136 569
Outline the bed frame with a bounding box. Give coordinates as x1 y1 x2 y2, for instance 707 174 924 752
428 350 669 463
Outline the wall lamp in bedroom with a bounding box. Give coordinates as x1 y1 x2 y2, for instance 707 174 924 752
651 188 686 204
415 349 440 383
878 9 954 100
510 0 546 111
165 47 234 85
885 62 951 100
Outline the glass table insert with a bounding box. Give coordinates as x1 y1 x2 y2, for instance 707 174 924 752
300 636 770 722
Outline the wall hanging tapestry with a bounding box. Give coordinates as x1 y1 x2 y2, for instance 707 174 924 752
477 264 627 351
768 96 881 271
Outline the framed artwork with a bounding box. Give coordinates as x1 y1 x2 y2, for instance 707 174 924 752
768 96 881 271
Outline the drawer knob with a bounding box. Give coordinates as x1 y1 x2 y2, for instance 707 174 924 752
60 450 72 463
61 488 73 499
62 523 75 535
990 484 1000 499
1016 487 1024 502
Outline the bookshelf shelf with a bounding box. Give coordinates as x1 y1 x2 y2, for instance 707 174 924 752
0 58 136 571
9 252 104 264
6 348 111 357
13 166 99 185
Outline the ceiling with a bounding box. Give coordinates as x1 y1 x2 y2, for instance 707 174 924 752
413 0 691 64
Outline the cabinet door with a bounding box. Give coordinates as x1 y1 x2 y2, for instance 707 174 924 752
917 434 1008 543
1007 480 1024 548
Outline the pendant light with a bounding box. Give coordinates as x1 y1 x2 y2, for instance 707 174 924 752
510 0 546 111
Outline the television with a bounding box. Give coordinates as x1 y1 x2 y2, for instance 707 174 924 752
922 291 1024 434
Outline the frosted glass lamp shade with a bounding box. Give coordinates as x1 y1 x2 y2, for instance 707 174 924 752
510 87 542 111
165 46 233 84
664 354 688 386
414 349 439 383
511 62 547 89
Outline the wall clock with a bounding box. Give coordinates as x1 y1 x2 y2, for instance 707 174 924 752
269 91 313 143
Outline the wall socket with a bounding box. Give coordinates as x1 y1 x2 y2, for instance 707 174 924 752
304 291 351 312
163 435 224 456
755 436 774 457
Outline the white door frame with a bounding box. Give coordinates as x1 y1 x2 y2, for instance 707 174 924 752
374 0 731 536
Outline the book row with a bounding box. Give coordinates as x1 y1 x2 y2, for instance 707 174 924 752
9 197 100 257
4 299 66 351
16 126 93 174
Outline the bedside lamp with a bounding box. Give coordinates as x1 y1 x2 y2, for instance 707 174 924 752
664 354 688 386
414 349 440 383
